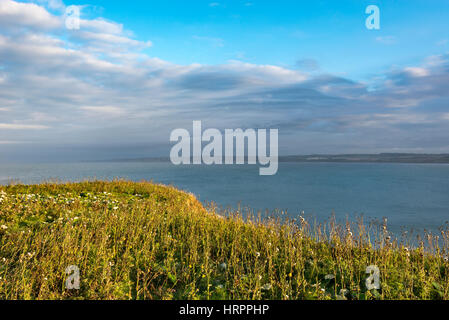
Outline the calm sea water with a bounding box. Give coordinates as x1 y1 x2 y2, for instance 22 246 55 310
1 161 449 235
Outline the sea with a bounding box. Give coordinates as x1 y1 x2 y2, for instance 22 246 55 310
1 161 449 237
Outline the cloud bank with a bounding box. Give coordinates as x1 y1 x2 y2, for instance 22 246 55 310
1 0 449 162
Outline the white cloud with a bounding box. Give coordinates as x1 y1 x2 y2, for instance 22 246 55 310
1 0 449 159
80 106 126 116
80 18 124 35
0 0 61 30
0 123 49 130
225 60 307 83
0 140 27 144
375 36 396 45
76 31 152 48
404 67 429 77
35 0 66 11
353 113 432 128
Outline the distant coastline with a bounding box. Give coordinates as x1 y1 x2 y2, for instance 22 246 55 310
279 153 449 164
99 153 449 164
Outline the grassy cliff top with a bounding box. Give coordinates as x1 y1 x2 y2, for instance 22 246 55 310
0 180 448 300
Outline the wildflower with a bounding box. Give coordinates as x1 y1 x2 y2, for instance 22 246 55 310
219 262 227 271
261 283 272 291
288 272 292 278
255 252 260 258
337 289 349 300
0 225 7 230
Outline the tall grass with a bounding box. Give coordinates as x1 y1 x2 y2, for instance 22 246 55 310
0 180 448 300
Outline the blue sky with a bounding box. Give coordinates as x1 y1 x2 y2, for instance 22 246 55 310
61 0 449 78
1 0 449 162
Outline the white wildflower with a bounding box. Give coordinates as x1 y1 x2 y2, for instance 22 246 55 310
219 262 227 271
261 283 272 291
324 274 335 280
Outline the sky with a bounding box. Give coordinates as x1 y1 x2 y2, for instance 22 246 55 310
0 0 449 162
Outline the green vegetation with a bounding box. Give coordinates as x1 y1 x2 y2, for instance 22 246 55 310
0 180 448 300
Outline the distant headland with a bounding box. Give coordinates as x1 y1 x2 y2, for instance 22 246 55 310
100 153 449 164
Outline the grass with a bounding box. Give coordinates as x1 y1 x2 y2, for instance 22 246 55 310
0 180 448 300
